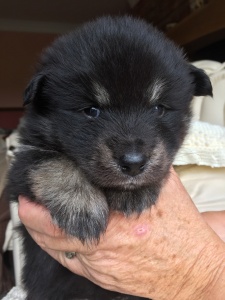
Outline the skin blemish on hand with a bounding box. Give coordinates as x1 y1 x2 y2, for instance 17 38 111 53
134 224 150 236
157 209 163 218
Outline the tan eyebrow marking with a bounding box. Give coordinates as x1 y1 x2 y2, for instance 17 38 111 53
147 79 166 103
93 82 110 106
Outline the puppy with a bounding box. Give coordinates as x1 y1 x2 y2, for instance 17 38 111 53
7 16 212 300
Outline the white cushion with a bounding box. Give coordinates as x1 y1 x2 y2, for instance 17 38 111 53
175 165 225 212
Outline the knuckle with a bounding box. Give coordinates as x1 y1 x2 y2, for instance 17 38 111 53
18 204 26 222
34 232 49 249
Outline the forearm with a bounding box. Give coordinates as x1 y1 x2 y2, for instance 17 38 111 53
174 241 225 300
141 234 225 300
204 248 225 300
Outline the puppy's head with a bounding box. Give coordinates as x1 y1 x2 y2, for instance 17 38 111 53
22 16 212 191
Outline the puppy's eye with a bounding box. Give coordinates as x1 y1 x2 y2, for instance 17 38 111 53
83 107 100 118
152 105 165 117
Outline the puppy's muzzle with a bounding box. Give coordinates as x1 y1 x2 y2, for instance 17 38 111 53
119 152 147 177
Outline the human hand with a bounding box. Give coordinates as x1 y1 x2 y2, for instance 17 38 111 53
18 168 225 300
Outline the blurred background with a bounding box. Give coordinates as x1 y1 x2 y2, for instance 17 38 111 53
0 0 224 128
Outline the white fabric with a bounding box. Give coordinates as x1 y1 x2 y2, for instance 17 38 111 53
175 165 225 213
2 286 27 300
3 220 13 252
174 120 225 167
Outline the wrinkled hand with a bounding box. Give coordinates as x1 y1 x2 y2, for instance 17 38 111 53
18 168 225 300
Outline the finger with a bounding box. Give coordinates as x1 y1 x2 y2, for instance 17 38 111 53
19 197 94 252
44 248 120 293
18 196 64 237
26 226 93 253
43 247 86 278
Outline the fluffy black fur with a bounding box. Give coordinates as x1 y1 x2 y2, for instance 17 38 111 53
7 16 212 300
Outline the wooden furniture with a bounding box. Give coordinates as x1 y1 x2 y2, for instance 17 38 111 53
167 0 225 53
131 0 225 54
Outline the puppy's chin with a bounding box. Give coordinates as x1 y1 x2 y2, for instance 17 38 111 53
101 175 149 190
112 178 148 190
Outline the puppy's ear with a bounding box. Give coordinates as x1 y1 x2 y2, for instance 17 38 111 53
190 65 213 97
23 74 45 106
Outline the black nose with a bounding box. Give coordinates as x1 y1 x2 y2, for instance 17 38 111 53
119 152 147 177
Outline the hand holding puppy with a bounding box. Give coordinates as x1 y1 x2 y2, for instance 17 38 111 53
18 168 225 300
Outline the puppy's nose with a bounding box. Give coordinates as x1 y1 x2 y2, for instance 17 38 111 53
119 153 147 176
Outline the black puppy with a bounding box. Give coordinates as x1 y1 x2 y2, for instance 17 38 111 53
7 16 212 300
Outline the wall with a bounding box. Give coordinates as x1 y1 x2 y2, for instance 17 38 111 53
0 109 23 129
0 31 57 108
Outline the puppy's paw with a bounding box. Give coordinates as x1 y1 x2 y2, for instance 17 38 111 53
52 200 109 242
44 184 109 242
29 158 109 242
